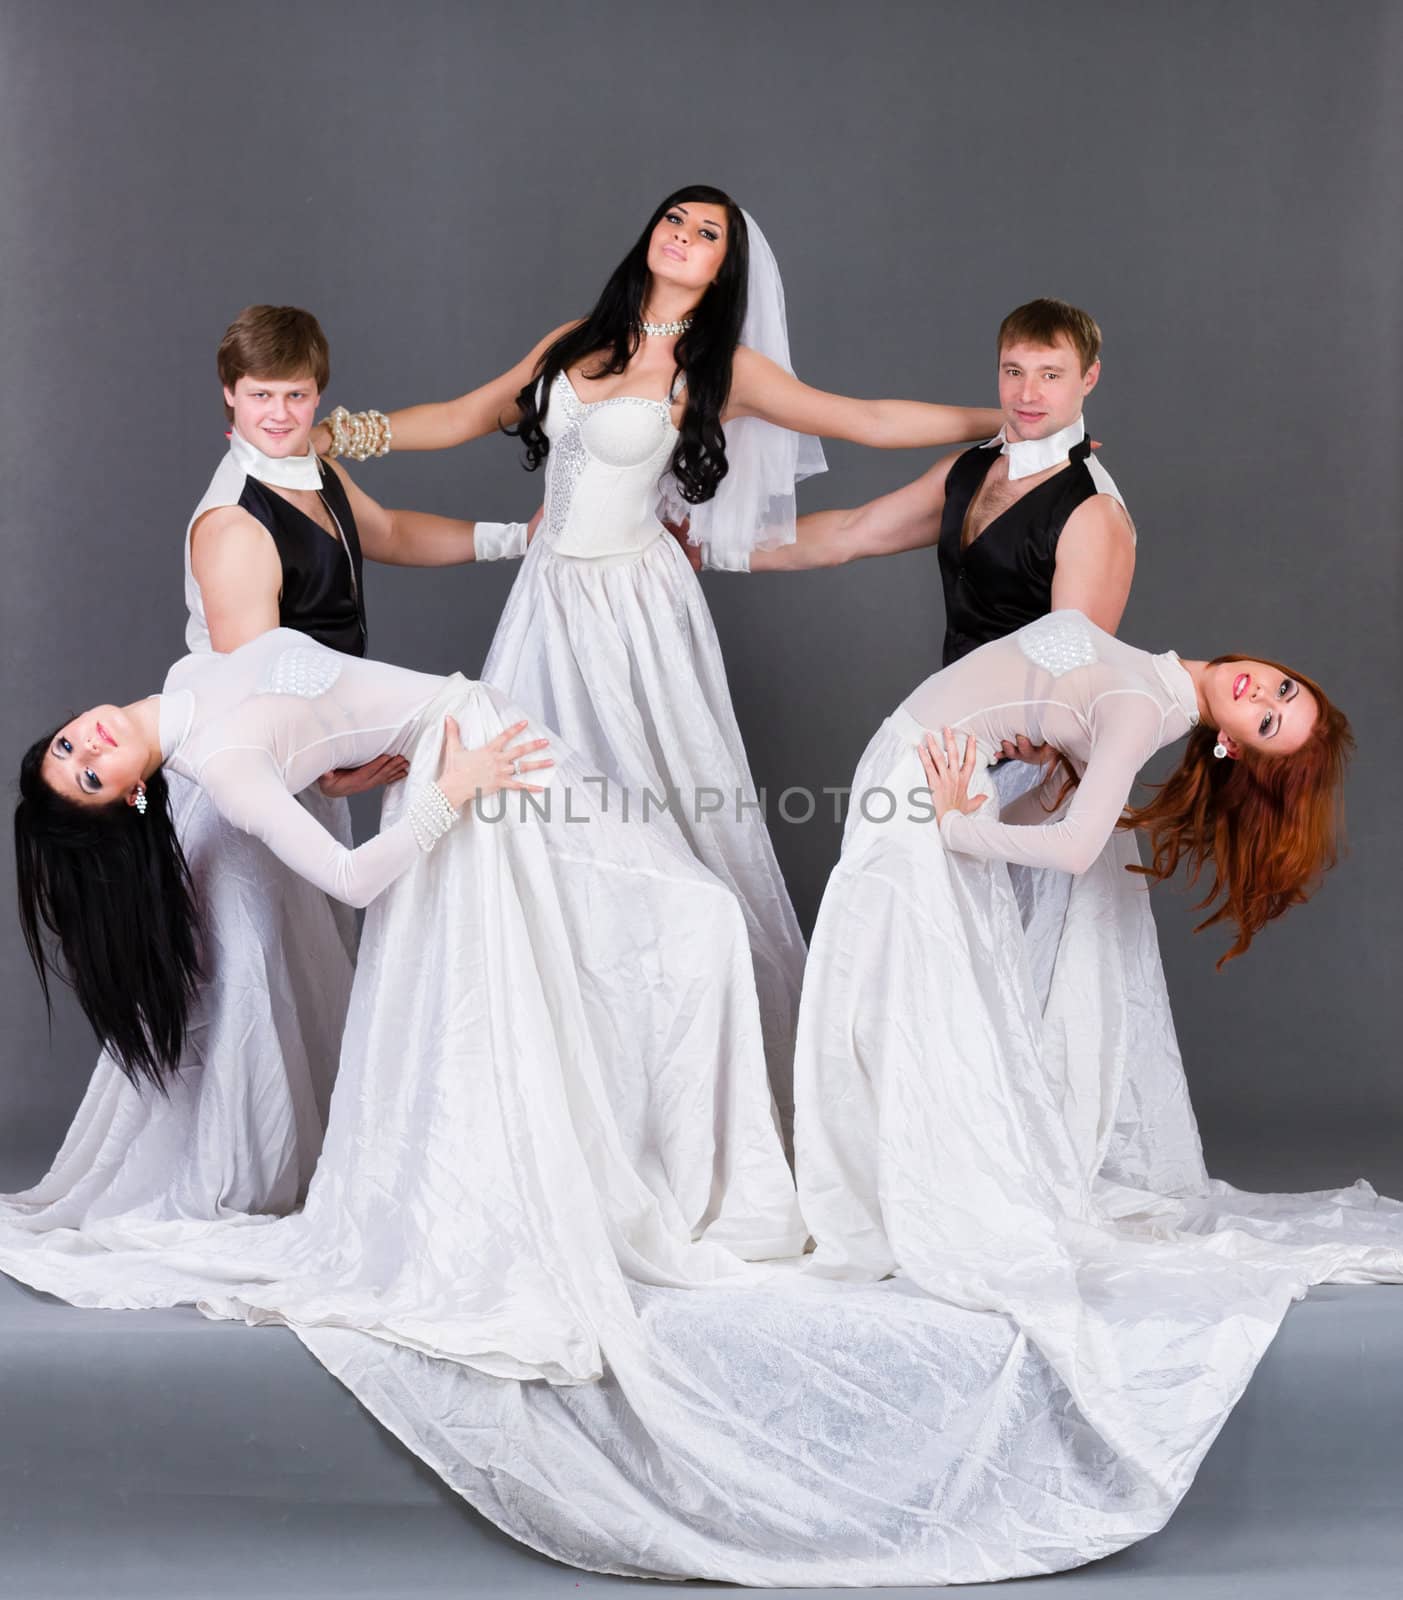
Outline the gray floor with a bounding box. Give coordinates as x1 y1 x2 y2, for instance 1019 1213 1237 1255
1 1275 1400 1599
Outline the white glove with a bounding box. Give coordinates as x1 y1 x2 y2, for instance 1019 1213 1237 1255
473 521 529 562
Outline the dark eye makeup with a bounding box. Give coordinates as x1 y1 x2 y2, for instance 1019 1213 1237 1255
51 735 100 791
1260 681 1299 739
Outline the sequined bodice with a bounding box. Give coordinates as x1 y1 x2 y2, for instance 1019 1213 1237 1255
541 372 677 560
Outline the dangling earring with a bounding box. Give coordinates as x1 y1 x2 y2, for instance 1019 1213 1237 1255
1212 742 1229 760
133 786 148 815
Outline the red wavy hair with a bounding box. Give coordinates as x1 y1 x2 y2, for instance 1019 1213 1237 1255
1117 655 1352 966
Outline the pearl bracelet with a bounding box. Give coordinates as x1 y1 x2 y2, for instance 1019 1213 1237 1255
408 781 460 854
324 406 393 462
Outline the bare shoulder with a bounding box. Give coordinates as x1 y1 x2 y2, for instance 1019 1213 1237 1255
189 503 276 567
1063 491 1136 547
921 449 965 496
731 344 779 384
191 502 266 544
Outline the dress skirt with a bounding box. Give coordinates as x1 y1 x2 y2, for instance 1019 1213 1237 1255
483 532 807 1131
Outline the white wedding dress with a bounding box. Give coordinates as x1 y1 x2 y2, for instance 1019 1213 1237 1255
0 629 805 1373
0 529 355 1234
482 372 807 1127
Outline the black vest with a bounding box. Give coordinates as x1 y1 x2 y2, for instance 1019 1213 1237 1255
239 463 368 656
937 439 1099 666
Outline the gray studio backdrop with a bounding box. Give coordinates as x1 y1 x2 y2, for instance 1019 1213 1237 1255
1 1 1399 1191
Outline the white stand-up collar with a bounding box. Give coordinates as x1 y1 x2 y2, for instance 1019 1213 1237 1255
158 689 195 760
228 423 323 490
1153 651 1201 728
986 416 1087 481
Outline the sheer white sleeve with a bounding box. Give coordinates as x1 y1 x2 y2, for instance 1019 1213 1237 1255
202 752 428 908
939 699 1161 875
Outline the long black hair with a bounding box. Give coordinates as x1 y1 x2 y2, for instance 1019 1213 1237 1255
15 729 201 1092
508 184 750 506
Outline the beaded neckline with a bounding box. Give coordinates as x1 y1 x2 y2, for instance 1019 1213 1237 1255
555 370 677 428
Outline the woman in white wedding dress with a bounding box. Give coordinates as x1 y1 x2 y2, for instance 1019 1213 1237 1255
7 627 806 1376
318 185 1003 1129
795 608 1398 1270
0 311 374 1232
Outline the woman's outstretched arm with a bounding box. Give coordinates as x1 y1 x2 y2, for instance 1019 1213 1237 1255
726 347 1003 451
315 321 579 454
749 455 959 571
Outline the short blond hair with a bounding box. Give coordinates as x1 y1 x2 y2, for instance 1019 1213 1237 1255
217 305 330 420
997 298 1101 373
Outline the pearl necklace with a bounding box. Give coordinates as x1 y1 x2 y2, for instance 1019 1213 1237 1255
639 315 693 338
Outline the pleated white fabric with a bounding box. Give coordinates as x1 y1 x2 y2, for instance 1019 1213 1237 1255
483 375 807 1128
0 775 351 1237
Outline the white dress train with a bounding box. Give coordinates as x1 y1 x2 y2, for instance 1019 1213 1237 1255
482 373 807 1125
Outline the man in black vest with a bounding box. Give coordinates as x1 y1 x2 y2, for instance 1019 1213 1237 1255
749 300 1135 997
191 304 522 794
749 297 1134 679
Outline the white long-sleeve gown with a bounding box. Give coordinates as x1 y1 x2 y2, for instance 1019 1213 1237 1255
798 612 1403 1288
482 373 807 1127
0 498 355 1234
0 629 805 1377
